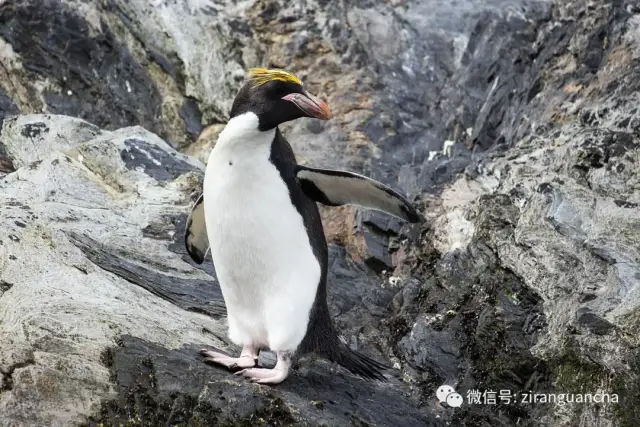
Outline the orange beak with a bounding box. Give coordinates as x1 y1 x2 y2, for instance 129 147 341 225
282 90 332 120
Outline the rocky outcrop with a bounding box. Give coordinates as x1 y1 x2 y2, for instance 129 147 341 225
1 0 640 426
0 115 436 427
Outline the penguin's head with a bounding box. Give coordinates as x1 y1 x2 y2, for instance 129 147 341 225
230 68 332 131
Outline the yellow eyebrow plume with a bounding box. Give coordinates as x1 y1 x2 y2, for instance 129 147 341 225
248 68 302 87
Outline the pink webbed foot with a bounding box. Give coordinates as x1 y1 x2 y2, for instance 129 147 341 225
235 351 291 385
200 345 257 370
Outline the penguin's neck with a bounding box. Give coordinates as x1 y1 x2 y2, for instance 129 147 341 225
214 112 276 157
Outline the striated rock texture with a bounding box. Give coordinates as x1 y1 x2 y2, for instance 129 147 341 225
0 1 639 427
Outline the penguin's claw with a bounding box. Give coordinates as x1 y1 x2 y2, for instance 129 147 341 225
230 359 259 370
234 367 289 385
201 350 256 370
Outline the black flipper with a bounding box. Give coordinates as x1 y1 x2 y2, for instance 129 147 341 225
294 165 420 223
184 194 209 264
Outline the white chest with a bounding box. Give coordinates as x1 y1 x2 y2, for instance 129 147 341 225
201 113 321 349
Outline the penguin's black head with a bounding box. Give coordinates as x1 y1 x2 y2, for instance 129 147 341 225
230 68 332 131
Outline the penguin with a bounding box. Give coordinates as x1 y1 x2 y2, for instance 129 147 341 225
186 68 420 384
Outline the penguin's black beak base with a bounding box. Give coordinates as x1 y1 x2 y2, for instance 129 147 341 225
282 90 332 120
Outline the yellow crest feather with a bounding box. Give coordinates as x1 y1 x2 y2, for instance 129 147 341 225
248 68 302 87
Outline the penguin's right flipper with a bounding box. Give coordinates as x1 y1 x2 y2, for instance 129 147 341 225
294 165 421 223
184 194 209 264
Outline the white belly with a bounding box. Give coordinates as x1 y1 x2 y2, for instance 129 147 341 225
203 116 320 352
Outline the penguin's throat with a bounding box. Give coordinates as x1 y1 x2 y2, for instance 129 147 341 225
216 112 276 151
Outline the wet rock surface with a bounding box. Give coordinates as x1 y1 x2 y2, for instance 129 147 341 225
1 0 640 426
84 336 440 427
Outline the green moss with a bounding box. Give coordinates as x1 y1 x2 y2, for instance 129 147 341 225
554 350 609 394
84 384 296 427
502 285 517 300
190 400 223 427
386 316 411 340
612 351 640 427
551 348 640 426
218 397 296 427
415 279 432 305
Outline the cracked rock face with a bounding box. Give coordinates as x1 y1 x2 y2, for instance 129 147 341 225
1 0 640 426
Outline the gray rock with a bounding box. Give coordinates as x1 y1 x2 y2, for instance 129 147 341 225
0 2 165 139
0 115 223 426
0 0 252 149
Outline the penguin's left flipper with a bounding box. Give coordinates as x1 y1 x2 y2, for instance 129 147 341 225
184 194 210 264
295 165 421 223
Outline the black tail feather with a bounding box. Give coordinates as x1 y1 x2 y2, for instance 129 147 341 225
299 289 390 381
335 345 389 381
